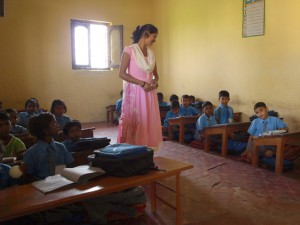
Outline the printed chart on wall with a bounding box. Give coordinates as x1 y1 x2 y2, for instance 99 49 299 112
243 0 265 37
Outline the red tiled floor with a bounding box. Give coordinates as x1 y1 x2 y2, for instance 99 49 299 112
84 122 300 225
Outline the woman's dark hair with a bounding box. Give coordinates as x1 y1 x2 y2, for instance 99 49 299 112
28 113 55 139
24 98 37 109
132 24 158 43
63 120 82 135
50 99 67 114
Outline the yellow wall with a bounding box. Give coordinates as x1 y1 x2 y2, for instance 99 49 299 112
0 0 150 122
152 0 300 131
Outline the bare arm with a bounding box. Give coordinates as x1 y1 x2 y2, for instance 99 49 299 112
119 52 152 92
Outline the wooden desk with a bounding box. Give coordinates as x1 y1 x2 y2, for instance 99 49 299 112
251 132 300 175
204 122 251 156
106 105 116 123
168 116 199 144
0 157 193 225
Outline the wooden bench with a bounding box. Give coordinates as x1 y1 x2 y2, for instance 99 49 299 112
168 116 199 144
106 105 116 123
204 122 251 156
251 131 300 175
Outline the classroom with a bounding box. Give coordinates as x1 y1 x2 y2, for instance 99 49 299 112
1 0 300 224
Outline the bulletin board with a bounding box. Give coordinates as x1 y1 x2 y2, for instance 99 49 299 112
242 0 265 37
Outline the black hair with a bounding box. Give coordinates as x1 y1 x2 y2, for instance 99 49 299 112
202 101 213 109
50 99 67 114
189 95 195 100
30 97 40 108
0 111 10 121
169 94 179 102
24 98 37 109
181 94 189 100
132 24 158 44
254 102 267 110
28 113 55 139
157 92 163 98
171 100 180 110
219 90 230 98
63 120 82 135
4 108 17 115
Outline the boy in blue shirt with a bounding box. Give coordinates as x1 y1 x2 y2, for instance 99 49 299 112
23 113 73 181
180 94 200 116
115 90 123 125
241 102 288 162
18 98 39 128
162 100 181 137
214 90 234 124
157 92 168 107
194 101 217 140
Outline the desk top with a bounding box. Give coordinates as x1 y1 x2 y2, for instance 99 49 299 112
0 157 193 222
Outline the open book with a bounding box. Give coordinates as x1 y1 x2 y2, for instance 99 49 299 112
32 165 105 193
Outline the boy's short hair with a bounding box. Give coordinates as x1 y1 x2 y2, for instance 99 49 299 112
25 98 37 108
4 108 17 115
171 100 180 110
28 113 55 139
157 92 163 98
181 94 189 100
202 101 213 109
0 111 10 121
50 99 67 114
254 102 267 110
219 90 230 98
189 95 195 100
63 120 82 135
169 94 179 102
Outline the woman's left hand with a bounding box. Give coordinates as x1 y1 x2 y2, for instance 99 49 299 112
150 80 159 90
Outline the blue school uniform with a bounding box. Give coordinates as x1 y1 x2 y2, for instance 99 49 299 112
163 111 180 128
55 115 72 130
214 104 234 124
11 124 28 135
194 114 217 140
116 98 123 114
180 105 199 116
18 112 39 128
23 139 73 180
159 102 169 107
247 116 287 137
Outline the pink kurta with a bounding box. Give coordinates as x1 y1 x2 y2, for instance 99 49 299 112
117 45 162 147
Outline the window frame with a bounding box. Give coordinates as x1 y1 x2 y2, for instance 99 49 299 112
71 19 123 71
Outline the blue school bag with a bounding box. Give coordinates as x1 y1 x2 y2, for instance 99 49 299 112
88 144 155 177
217 139 247 155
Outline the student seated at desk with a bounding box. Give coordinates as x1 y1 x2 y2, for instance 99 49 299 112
62 120 82 151
51 99 72 131
0 111 26 160
5 108 28 136
241 102 288 162
194 101 217 141
162 100 181 137
23 113 73 180
180 94 200 116
18 98 39 128
169 94 179 106
214 90 234 124
157 92 168 107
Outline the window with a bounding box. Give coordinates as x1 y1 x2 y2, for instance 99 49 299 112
71 19 123 70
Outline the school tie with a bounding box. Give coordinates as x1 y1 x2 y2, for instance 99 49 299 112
224 107 229 123
48 146 56 176
263 120 268 133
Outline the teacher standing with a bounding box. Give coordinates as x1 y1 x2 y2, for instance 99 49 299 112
117 24 162 150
